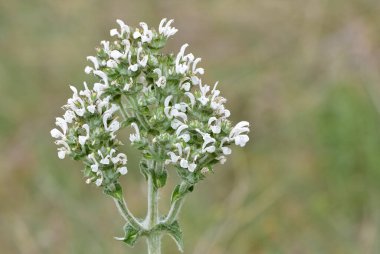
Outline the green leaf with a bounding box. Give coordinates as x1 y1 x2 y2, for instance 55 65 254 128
157 221 184 252
139 160 149 181
153 169 167 189
115 223 142 247
170 184 181 203
103 182 123 200
149 37 167 49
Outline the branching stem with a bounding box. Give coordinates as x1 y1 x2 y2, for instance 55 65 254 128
164 181 188 224
113 197 143 230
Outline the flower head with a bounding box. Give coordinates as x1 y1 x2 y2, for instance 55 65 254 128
51 18 250 188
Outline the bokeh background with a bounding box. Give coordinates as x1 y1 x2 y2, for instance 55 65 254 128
1 0 380 253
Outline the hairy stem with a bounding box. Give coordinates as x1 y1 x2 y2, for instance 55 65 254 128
143 164 162 254
146 232 161 254
130 97 150 130
164 181 188 224
146 173 159 228
113 197 143 230
117 100 130 119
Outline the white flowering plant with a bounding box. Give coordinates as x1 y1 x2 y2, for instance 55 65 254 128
50 18 250 254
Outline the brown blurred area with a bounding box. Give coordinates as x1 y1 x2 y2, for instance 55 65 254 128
1 0 380 253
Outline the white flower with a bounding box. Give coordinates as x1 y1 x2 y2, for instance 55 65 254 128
96 96 111 113
110 50 124 60
79 82 92 100
63 110 76 123
57 149 67 159
166 151 180 164
175 44 189 74
111 153 127 165
118 167 128 175
234 134 249 147
164 95 173 118
229 121 250 137
176 124 190 142
165 143 182 165
88 153 100 172
50 128 64 139
210 83 228 115
93 82 108 96
198 81 210 106
229 121 250 147
192 58 204 75
67 86 86 116
159 18 178 37
123 78 133 91
187 154 198 172
93 70 109 86
191 75 200 85
208 117 221 134
179 146 191 169
164 96 188 122
185 92 196 107
110 28 119 37
133 22 153 43
171 108 188 122
155 76 166 88
95 171 104 186
78 124 90 146
188 162 197 172
86 56 99 69
220 137 232 155
179 78 191 91
107 59 118 68
177 147 197 172
129 122 141 143
98 150 110 165
117 19 130 33
196 129 216 153
50 117 68 139
102 105 120 137
84 66 93 74
54 140 70 159
153 68 166 88
217 155 227 164
180 158 188 168
137 47 148 67
171 119 184 130
110 19 130 38
100 40 110 54
184 52 194 62
128 52 139 72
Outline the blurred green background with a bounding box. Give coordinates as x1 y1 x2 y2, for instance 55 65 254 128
1 0 380 253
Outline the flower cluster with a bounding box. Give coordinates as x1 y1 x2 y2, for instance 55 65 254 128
50 83 127 186
51 18 250 188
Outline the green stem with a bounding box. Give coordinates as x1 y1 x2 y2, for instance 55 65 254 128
117 100 130 119
146 233 161 254
144 166 162 254
146 173 159 228
130 97 150 130
164 181 188 224
164 197 185 224
113 197 142 230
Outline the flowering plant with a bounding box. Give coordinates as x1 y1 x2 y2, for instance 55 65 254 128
50 18 250 254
